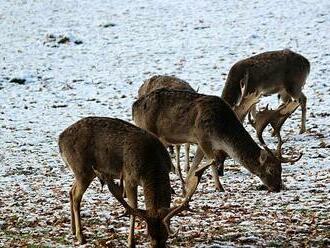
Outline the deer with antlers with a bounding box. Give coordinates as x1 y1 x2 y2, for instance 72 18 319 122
58 117 208 247
132 89 301 193
221 49 310 134
137 74 261 191
210 70 302 181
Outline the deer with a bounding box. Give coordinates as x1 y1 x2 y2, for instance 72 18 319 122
209 93 302 182
209 71 303 182
221 49 310 134
138 74 259 187
211 71 299 177
138 75 196 190
58 116 209 247
132 89 302 193
137 73 261 188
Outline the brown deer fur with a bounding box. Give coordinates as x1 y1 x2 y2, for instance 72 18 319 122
138 75 195 173
59 117 193 247
221 49 310 134
138 75 195 98
132 89 283 193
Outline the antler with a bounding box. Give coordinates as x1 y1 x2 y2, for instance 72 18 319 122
252 101 302 163
162 161 214 235
93 168 148 221
234 91 261 122
253 105 274 148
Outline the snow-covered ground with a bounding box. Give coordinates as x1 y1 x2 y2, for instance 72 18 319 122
0 0 329 247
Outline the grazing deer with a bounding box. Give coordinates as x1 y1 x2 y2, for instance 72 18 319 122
58 117 207 247
132 89 301 193
211 97 302 183
138 74 258 183
221 49 310 134
138 75 196 186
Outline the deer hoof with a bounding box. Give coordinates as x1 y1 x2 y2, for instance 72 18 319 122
128 241 136 248
217 167 224 176
256 184 268 191
216 186 225 192
77 236 87 245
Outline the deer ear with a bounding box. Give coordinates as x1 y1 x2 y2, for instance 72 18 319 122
259 150 268 165
237 71 249 106
240 77 246 91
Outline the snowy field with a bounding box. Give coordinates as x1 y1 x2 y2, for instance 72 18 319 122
0 0 329 247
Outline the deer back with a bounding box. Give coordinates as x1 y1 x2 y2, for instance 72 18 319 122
133 89 201 144
133 89 255 162
138 75 195 97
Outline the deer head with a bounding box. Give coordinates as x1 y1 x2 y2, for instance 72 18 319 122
93 162 212 247
256 149 282 192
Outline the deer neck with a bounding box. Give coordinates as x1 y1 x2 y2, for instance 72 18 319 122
221 81 241 107
228 138 262 175
142 173 171 211
214 127 262 175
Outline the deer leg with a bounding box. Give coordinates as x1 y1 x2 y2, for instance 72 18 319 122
211 164 225 192
184 143 190 172
175 145 186 196
189 146 204 173
275 92 293 137
209 149 225 192
71 175 94 244
174 144 181 176
198 142 224 192
126 184 137 248
120 175 127 198
214 150 227 177
69 186 75 235
299 93 307 134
